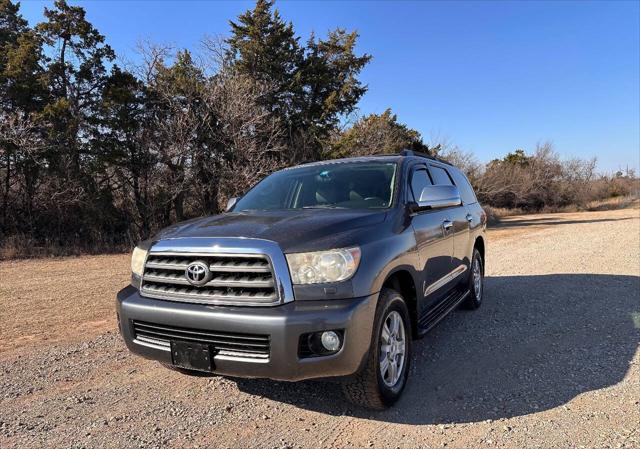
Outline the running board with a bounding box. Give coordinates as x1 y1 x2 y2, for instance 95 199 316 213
417 288 470 336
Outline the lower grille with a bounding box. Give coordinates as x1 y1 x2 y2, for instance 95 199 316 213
133 321 270 360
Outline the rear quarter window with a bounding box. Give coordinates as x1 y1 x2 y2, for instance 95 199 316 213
449 167 478 205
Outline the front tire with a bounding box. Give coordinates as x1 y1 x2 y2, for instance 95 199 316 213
342 288 411 409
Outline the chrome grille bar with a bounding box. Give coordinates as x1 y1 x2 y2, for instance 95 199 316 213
141 282 278 305
145 258 271 273
143 271 275 288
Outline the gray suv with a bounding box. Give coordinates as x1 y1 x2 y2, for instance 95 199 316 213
116 150 487 409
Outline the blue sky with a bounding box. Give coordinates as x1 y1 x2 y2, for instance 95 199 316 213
18 0 640 173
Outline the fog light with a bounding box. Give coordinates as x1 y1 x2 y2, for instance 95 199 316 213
299 330 344 358
321 331 341 352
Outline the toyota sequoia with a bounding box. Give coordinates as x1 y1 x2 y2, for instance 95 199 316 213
116 150 487 409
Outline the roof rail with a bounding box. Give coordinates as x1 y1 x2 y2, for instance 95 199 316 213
399 149 451 165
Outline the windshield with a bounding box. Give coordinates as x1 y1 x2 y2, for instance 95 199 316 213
233 162 397 211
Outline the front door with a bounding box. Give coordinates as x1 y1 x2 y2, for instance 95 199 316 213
408 165 454 314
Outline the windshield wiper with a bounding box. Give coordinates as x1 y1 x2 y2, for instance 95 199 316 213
301 205 348 209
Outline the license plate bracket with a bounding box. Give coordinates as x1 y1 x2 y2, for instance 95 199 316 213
170 340 213 372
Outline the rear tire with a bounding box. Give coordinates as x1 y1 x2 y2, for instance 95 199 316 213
342 288 412 409
462 248 484 309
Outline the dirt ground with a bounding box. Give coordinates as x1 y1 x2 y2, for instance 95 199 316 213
1 207 639 449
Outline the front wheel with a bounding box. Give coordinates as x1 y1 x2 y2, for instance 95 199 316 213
342 288 411 409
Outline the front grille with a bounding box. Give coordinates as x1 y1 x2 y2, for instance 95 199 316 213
133 321 270 359
140 253 279 306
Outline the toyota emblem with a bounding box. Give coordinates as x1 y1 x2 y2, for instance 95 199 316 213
185 261 211 286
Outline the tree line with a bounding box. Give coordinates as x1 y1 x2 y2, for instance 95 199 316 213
445 143 636 214
0 0 635 257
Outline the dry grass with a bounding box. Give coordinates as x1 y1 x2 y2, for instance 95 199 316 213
485 195 639 225
0 234 129 260
584 195 640 211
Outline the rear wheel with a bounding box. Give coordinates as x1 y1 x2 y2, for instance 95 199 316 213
462 248 484 309
342 288 411 409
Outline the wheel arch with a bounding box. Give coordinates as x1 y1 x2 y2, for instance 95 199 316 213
381 268 419 338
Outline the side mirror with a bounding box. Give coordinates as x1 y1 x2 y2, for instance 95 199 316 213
415 185 462 210
225 197 238 212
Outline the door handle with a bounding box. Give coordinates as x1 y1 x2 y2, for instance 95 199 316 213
466 213 473 223
443 220 453 231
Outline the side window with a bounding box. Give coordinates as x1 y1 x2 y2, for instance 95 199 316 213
429 165 454 186
409 167 432 201
450 168 478 204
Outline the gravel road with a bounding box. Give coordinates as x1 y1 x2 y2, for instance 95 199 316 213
1 207 639 449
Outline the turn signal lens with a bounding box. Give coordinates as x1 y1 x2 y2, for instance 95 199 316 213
131 246 148 277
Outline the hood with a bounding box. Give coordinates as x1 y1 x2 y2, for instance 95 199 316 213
154 209 388 253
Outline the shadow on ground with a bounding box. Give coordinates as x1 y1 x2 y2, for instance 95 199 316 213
234 274 640 424
494 216 635 228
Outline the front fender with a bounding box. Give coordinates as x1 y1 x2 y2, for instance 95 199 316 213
351 226 421 298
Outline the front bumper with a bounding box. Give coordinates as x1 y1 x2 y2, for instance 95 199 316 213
116 286 377 381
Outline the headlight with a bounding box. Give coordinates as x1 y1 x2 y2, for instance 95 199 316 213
286 247 361 284
131 246 148 277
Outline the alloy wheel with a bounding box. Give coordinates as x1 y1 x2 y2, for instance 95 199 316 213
379 310 407 387
473 257 483 300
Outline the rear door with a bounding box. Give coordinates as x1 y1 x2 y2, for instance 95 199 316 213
408 164 454 312
427 164 470 284
449 167 482 268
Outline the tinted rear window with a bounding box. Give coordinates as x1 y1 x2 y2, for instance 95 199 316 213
449 168 478 204
429 165 453 186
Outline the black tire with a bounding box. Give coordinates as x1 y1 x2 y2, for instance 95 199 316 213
342 288 412 410
160 362 216 377
462 248 484 310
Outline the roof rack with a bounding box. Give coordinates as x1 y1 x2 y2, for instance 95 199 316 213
399 149 451 165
